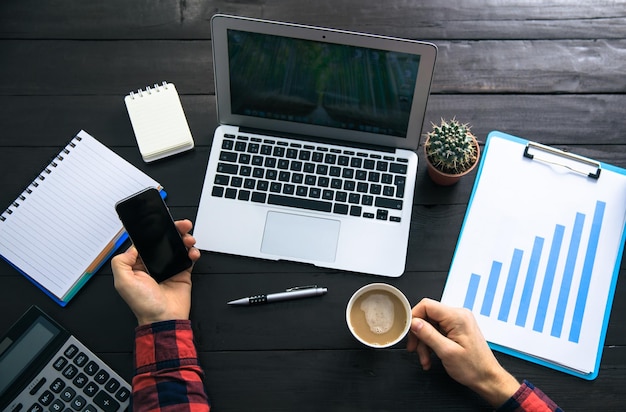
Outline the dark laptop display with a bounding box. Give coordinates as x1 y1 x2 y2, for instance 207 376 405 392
227 29 421 138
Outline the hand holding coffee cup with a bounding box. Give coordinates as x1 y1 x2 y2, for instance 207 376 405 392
346 283 411 348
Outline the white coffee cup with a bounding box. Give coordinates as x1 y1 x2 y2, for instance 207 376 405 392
346 283 412 348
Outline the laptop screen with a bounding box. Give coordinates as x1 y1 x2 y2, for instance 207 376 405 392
227 29 421 139
211 15 437 150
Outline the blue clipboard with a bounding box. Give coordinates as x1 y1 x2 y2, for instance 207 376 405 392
442 130 626 380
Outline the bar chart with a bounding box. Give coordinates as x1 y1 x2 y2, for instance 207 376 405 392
462 200 605 344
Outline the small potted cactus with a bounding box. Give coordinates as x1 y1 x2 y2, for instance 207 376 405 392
423 118 480 186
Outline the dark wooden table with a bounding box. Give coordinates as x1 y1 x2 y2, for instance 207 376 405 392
1 1 624 410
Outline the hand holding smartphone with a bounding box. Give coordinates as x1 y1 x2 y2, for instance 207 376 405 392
115 187 193 282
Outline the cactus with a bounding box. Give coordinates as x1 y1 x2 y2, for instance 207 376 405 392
425 118 478 175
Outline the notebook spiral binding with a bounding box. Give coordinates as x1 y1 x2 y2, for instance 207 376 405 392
0 135 83 222
128 81 169 100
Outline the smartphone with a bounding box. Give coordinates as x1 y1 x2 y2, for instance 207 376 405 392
115 187 192 282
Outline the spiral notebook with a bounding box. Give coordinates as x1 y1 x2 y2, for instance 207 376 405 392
0 130 162 306
125 82 194 163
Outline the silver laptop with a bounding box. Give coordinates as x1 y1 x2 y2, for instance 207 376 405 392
194 14 437 276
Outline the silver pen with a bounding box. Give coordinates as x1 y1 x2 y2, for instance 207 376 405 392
227 285 328 306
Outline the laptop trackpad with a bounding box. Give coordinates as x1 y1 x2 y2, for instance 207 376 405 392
261 211 340 262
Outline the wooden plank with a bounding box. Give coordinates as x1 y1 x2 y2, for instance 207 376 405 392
1 40 626 95
199 348 625 411
1 95 625 147
0 41 213 96
1 0 625 40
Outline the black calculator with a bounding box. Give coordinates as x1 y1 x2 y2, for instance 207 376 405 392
0 306 131 412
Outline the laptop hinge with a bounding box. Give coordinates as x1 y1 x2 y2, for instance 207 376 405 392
237 126 397 153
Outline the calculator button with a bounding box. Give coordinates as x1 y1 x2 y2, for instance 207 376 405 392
82 382 98 398
37 391 53 406
49 400 64 412
73 353 89 367
83 406 97 412
64 345 79 359
94 371 109 385
62 365 79 379
27 403 43 412
93 391 120 412
27 404 43 412
53 357 68 371
60 387 76 402
104 378 120 393
114 387 130 402
83 361 98 376
50 378 65 393
73 373 88 388
70 395 87 411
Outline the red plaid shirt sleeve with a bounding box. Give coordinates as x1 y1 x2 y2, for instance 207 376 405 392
132 320 210 412
497 380 562 412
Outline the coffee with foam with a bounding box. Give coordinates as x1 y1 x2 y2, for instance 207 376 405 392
347 284 410 348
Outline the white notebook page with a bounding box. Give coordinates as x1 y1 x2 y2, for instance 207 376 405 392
0 130 160 301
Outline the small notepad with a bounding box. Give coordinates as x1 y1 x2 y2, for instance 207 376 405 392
125 82 194 162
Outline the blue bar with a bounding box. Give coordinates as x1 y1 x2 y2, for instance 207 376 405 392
551 212 585 338
533 225 565 332
569 201 606 343
498 249 524 322
481 261 502 317
516 237 544 327
464 273 481 310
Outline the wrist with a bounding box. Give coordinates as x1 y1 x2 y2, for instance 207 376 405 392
472 368 520 407
134 308 190 326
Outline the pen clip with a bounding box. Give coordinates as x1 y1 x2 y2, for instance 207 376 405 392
286 285 318 292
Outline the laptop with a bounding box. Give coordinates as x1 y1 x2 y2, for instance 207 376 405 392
194 14 437 276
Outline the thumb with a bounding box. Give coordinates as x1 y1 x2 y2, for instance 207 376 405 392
112 246 134 266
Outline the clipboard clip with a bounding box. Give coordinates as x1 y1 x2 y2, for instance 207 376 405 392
523 142 601 180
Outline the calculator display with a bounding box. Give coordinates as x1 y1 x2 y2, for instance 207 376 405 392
0 316 60 396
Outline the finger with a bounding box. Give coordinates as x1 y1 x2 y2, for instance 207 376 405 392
182 232 197 248
406 330 418 352
416 340 433 371
411 317 457 360
188 247 201 262
175 219 193 235
412 298 460 327
409 319 434 370
411 297 436 318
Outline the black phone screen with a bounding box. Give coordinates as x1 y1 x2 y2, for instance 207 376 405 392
115 188 192 282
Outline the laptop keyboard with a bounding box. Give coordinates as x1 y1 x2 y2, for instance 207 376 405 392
211 133 409 222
